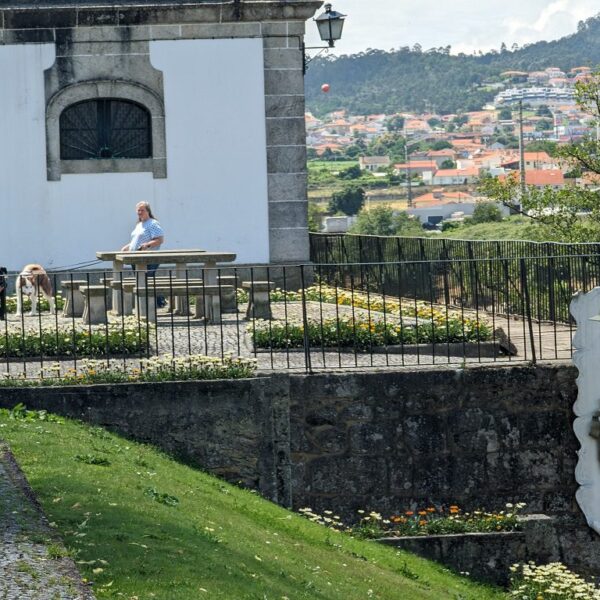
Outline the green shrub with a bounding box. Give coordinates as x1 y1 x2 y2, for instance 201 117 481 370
5 294 65 314
0 317 151 358
250 315 492 350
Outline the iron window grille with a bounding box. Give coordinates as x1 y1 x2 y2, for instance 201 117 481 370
60 98 152 160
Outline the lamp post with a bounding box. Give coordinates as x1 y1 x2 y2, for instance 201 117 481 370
303 3 346 74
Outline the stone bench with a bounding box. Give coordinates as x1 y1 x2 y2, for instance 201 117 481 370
79 285 110 325
110 280 136 316
242 280 274 320
217 275 238 313
110 277 204 315
61 280 88 318
135 284 233 323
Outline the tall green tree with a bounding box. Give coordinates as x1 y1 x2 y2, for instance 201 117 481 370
480 73 600 242
349 204 423 236
328 186 366 216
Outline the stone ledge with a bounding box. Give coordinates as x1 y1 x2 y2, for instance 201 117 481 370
0 1 323 31
379 514 558 586
254 341 502 358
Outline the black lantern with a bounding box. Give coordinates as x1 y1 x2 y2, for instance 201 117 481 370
314 3 346 47
303 3 346 74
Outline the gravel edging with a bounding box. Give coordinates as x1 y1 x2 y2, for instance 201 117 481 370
0 442 95 600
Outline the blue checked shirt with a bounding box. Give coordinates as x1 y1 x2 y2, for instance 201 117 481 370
129 219 164 251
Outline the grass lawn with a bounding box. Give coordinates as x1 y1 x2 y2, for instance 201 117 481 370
432 217 543 241
308 160 359 172
0 408 507 600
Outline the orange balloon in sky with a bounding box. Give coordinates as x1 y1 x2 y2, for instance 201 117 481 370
321 83 330 93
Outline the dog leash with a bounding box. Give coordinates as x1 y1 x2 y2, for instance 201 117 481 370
45 259 104 272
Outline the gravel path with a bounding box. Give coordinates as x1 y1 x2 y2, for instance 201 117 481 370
0 444 94 600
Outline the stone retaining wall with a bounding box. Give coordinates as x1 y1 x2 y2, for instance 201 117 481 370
1 363 600 576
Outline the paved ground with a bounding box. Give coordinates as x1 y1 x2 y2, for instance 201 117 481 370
0 444 94 600
0 301 575 377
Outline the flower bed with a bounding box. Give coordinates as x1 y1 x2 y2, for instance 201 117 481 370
243 284 493 351
509 562 600 599
0 354 257 386
0 317 151 358
299 503 524 538
250 315 492 350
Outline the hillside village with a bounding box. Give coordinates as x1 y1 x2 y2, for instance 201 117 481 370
307 65 599 232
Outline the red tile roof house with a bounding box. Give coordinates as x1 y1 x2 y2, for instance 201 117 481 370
431 167 480 185
499 169 566 190
425 149 458 167
501 152 559 170
393 161 438 176
407 190 482 226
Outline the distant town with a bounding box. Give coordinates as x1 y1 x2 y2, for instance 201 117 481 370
306 65 597 234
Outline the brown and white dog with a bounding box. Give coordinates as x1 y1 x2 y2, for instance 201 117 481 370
16 264 55 316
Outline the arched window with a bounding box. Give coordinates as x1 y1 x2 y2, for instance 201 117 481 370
59 99 152 160
46 80 166 180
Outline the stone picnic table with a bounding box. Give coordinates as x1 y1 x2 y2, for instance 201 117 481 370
96 249 237 321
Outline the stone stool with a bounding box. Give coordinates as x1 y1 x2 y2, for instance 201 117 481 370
61 280 87 318
134 287 158 322
80 285 109 325
242 280 274 320
217 275 238 313
110 279 135 316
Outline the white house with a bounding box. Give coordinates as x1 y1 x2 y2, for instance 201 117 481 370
0 0 321 270
431 167 480 185
359 156 391 172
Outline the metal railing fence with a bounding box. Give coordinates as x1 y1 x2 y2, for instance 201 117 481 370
310 233 600 264
0 257 586 380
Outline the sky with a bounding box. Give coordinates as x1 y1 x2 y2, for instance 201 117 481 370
304 0 600 56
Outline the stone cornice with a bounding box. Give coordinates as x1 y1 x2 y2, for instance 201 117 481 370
0 1 324 30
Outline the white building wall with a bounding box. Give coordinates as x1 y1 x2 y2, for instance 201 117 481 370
0 38 269 270
408 202 477 224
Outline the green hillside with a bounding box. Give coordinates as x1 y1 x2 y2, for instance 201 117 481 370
305 13 600 116
0 407 505 599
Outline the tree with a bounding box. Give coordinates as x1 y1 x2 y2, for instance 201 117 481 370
535 119 552 131
385 115 405 132
337 164 362 180
308 203 325 232
498 107 512 121
367 132 406 161
429 140 453 151
480 74 600 242
440 159 456 169
349 204 423 236
535 104 552 117
525 140 557 155
328 185 365 216
470 202 503 224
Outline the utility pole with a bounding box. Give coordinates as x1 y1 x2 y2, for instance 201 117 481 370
518 100 526 204
404 135 413 208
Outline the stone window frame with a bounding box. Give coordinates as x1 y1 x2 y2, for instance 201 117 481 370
46 80 166 181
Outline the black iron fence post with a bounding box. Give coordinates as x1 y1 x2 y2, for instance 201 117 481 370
300 265 312 374
520 258 537 365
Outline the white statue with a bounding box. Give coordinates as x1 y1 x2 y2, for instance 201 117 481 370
571 288 600 534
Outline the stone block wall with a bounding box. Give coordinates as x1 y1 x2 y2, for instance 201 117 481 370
288 366 579 519
3 363 600 576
